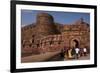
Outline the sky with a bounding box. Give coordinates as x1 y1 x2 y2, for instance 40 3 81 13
21 10 90 26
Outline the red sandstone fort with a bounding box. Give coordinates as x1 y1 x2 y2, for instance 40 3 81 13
21 13 90 57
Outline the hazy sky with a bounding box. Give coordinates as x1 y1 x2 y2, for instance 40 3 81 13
21 10 90 26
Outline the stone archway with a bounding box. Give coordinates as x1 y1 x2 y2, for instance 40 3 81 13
73 39 79 48
70 38 80 48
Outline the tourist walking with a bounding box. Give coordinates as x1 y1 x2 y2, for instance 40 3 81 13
83 47 87 56
79 48 83 57
75 47 80 59
71 47 76 59
64 47 69 60
60 48 65 58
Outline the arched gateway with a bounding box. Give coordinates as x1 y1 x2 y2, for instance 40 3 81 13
70 38 80 48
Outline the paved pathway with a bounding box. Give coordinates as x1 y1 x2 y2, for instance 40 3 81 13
22 51 90 63
21 51 61 63
64 54 90 61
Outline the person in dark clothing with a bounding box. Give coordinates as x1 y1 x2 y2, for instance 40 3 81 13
60 46 66 58
60 49 64 58
71 47 76 59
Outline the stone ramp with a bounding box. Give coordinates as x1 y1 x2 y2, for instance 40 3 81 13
21 51 61 63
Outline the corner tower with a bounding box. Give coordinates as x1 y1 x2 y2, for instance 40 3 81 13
35 13 60 38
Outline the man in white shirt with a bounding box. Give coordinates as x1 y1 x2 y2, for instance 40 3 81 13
83 47 87 56
75 48 80 59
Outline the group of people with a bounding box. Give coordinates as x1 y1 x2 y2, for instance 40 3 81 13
60 46 89 60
